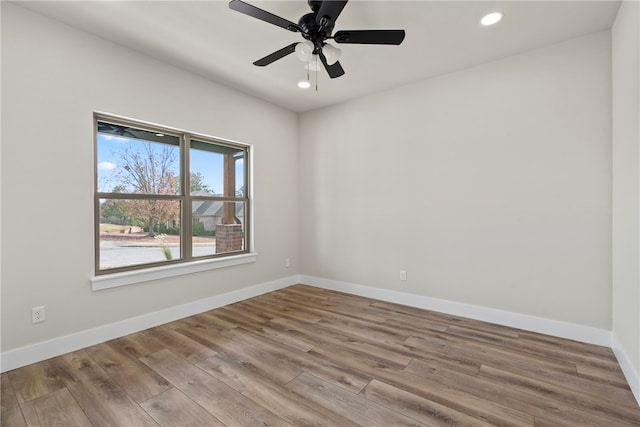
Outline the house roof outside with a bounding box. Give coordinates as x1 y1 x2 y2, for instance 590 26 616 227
192 191 244 219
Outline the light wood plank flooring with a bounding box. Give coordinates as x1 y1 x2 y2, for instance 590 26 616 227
2 284 639 426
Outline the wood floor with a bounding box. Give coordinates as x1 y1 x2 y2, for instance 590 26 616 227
2 285 639 426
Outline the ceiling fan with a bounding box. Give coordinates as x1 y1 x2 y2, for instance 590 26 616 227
229 0 406 79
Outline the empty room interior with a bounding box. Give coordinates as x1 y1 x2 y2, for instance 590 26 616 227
2 0 640 425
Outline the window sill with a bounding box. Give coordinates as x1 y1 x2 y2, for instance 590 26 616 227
90 253 257 291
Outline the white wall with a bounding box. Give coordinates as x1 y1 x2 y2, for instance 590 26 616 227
300 31 612 329
1 3 298 352
612 0 640 397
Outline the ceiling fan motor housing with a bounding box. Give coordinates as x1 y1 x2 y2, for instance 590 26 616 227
298 13 335 50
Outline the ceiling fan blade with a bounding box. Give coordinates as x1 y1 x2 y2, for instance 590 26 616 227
315 0 348 28
229 0 299 32
253 43 299 66
319 51 345 79
333 30 405 45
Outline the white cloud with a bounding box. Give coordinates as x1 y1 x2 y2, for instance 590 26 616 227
98 161 117 171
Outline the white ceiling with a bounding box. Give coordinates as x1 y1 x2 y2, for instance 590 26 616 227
16 0 621 112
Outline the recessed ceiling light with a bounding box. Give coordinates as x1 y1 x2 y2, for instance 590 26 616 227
481 11 503 26
297 80 311 89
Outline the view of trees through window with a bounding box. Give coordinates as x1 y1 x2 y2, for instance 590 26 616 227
95 116 248 273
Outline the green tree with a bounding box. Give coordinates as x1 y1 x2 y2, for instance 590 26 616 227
191 171 214 194
101 186 128 224
171 172 214 195
101 199 127 224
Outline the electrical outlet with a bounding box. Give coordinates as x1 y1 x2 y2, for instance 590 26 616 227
32 306 45 324
399 270 407 281
285 257 291 268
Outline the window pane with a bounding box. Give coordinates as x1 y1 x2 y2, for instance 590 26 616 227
235 152 245 198
192 201 245 257
190 140 245 197
97 122 181 194
99 198 181 270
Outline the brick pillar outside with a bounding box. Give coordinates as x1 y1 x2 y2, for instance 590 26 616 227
216 224 244 253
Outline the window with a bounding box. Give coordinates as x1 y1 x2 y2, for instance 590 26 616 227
94 114 250 277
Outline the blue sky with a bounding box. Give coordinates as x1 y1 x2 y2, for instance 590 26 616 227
97 134 244 195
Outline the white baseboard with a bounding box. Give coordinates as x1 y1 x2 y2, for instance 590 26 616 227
0 275 296 373
612 334 640 406
300 275 612 347
4 273 633 404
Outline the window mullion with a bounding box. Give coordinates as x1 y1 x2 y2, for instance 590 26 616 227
183 134 193 261
96 193 180 201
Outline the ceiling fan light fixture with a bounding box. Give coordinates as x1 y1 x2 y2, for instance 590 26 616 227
323 43 342 65
305 55 323 71
295 40 314 61
229 0 405 79
297 80 311 89
481 11 504 26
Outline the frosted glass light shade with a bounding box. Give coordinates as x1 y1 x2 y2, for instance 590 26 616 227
295 41 314 61
323 43 341 65
304 55 322 71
